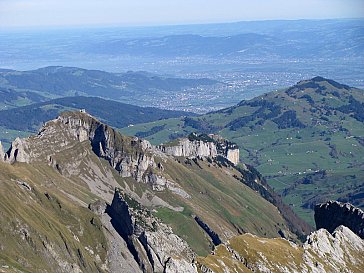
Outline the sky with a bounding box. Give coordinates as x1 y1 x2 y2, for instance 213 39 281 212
0 0 363 28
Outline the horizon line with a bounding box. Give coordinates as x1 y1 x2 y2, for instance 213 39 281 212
1 17 363 32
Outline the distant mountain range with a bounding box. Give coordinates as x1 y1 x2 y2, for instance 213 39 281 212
121 77 364 224
86 28 364 59
0 66 218 109
2 19 363 61
1 19 362 90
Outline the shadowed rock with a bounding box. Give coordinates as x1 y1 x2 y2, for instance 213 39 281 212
314 200 364 239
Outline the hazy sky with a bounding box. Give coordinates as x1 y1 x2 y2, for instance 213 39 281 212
0 0 363 28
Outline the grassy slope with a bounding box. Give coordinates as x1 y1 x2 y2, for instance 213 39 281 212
152 158 290 249
0 162 108 272
120 78 364 225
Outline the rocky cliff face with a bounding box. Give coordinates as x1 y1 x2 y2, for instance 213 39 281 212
158 138 218 159
107 189 196 273
157 133 239 165
197 225 364 273
315 200 364 239
0 141 4 161
226 148 239 166
4 137 30 163
57 112 156 182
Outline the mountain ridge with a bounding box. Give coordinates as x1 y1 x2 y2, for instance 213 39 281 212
0 110 362 272
120 76 364 224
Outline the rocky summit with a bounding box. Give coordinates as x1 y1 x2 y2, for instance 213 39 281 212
1 111 363 273
197 225 364 273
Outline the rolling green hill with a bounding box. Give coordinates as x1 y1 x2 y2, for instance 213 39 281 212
120 77 364 225
0 66 218 110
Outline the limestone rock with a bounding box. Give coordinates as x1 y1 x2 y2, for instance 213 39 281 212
0 141 4 161
158 138 218 158
304 225 364 271
100 213 142 273
226 148 239 165
4 112 156 183
58 112 156 182
107 189 195 273
157 133 239 165
5 137 30 163
1 112 193 200
315 200 364 239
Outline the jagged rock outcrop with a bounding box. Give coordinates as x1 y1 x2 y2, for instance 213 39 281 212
197 225 364 273
4 137 30 163
107 189 196 273
157 133 239 165
88 199 143 273
315 200 364 239
0 141 4 161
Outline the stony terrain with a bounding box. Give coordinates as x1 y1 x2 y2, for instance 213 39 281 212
197 225 364 273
